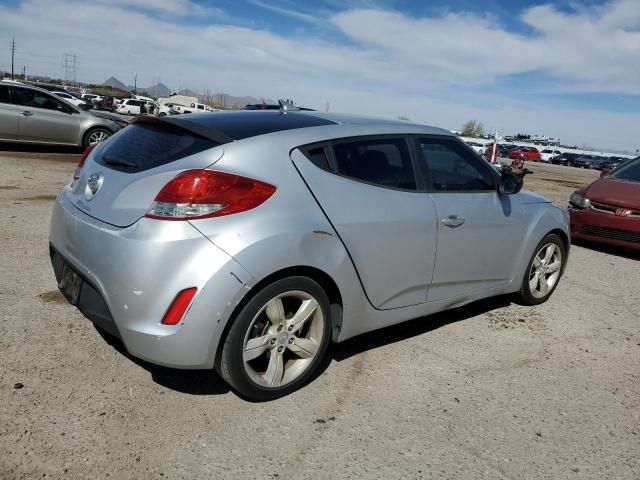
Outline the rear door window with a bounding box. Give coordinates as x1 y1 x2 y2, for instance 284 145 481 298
93 122 218 173
331 137 417 190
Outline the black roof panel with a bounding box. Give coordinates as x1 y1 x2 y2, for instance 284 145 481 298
163 111 337 143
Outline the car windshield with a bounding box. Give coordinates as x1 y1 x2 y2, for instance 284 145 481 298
611 157 640 182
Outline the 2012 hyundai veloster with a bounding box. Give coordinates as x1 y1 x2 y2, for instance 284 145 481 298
49 111 569 400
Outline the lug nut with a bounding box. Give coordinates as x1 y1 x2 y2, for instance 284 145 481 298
270 339 276 345
278 346 284 352
288 337 294 344
277 324 283 332
287 325 293 331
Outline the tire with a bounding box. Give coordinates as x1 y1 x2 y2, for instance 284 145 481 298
219 276 332 401
83 128 111 149
159 112 167 117
516 234 566 306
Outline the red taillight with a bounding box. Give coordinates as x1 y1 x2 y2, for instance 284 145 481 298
73 143 96 181
161 287 197 325
145 170 276 220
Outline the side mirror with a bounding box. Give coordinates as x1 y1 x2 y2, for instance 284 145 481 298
600 168 611 178
498 172 523 195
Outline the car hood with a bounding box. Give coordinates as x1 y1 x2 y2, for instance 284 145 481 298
90 110 129 124
582 177 640 209
519 190 550 204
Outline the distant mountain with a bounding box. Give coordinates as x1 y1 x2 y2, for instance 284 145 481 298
99 77 274 107
178 89 275 107
103 76 128 90
143 83 171 97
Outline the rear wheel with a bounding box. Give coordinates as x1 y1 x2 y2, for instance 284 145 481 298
516 234 565 305
82 128 111 148
219 277 332 400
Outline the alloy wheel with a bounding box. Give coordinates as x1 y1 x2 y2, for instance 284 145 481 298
242 290 324 388
528 243 562 298
88 130 109 144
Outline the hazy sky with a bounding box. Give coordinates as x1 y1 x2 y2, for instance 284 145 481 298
1 0 639 151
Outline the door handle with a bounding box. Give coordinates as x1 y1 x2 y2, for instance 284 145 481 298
20 111 34 116
440 215 465 228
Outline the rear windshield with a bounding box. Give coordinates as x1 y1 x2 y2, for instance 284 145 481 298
94 123 218 172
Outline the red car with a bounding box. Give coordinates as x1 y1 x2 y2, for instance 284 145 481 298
569 157 640 250
509 147 541 161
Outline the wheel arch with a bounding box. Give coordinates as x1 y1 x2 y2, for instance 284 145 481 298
214 265 344 370
511 205 570 292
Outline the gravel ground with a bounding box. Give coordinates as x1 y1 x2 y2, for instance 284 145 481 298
0 152 638 480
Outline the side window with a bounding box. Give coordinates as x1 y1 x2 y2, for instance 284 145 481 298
197 104 204 110
0 85 10 104
303 147 331 171
332 138 416 190
12 88 64 111
419 137 495 191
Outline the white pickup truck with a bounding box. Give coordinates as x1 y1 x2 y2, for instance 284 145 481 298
172 102 219 114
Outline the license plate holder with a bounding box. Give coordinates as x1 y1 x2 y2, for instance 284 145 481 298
59 263 83 305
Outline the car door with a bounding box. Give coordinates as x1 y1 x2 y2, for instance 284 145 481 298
11 86 80 145
291 136 438 310
0 84 18 141
415 136 525 302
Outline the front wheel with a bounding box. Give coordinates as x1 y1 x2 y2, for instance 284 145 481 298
83 128 111 148
516 234 566 305
218 277 332 400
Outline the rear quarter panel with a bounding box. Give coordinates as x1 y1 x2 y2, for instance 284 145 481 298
187 132 372 341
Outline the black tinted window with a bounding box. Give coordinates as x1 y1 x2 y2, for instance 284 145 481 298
94 123 218 173
332 138 416 190
0 85 9 103
304 147 330 171
611 157 640 182
419 138 495 191
11 87 64 111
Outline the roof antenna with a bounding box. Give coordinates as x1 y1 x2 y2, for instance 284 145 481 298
278 99 301 114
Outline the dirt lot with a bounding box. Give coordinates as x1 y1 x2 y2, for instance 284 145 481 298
0 152 638 480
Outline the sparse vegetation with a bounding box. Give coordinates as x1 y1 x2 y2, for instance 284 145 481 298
460 119 485 137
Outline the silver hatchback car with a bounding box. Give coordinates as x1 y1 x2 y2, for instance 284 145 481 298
49 111 569 400
0 81 124 148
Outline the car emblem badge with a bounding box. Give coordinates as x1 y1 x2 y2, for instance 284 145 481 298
85 173 103 201
615 208 631 217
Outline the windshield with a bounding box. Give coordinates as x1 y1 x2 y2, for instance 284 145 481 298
611 157 640 182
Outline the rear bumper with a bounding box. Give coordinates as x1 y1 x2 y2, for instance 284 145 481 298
49 189 254 369
569 206 640 250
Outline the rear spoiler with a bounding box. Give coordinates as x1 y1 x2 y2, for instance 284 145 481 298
132 116 234 145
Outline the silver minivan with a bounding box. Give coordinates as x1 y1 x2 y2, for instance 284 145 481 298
0 80 124 148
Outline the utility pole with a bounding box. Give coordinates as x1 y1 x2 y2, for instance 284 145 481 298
11 37 16 79
63 53 78 86
134 74 138 94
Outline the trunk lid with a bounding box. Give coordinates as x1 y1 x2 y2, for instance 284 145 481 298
66 120 223 227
